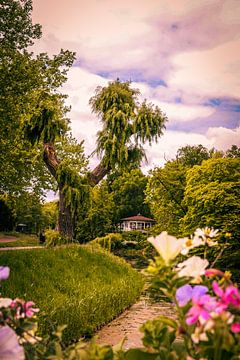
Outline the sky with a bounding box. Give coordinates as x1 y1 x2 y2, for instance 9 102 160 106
32 0 240 172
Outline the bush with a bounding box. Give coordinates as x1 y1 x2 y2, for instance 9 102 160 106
91 233 123 251
0 245 143 343
45 229 69 247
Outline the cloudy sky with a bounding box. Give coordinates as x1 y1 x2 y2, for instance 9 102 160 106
32 0 240 171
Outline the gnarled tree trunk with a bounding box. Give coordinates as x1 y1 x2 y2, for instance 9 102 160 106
43 143 73 239
43 143 109 240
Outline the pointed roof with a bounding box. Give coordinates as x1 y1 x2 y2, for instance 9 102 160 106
120 214 155 222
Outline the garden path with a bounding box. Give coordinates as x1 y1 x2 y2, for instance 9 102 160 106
96 297 176 349
0 246 42 251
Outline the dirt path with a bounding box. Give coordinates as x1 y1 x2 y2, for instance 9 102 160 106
0 236 18 243
96 298 176 349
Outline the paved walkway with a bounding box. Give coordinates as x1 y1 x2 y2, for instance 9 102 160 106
96 298 176 349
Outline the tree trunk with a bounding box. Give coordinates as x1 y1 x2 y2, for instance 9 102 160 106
43 143 110 239
43 143 74 239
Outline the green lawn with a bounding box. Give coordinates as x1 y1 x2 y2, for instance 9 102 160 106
0 244 143 343
0 232 40 247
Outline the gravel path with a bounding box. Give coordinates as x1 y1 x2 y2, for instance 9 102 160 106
96 298 176 349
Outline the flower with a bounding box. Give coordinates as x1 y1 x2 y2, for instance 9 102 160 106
0 326 24 359
176 284 208 307
23 301 39 318
0 298 12 308
148 232 186 265
177 256 209 282
186 294 223 325
231 323 240 333
205 269 224 278
212 281 240 308
191 326 208 344
11 299 39 319
194 227 218 246
181 236 204 255
0 266 10 281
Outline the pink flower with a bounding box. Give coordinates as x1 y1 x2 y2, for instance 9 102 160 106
212 281 240 308
11 299 39 318
205 269 224 278
186 294 226 325
186 295 213 325
231 323 240 333
23 301 39 318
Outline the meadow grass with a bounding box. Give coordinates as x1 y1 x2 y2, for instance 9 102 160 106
0 244 143 343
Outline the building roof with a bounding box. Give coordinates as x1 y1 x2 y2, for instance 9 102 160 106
120 214 155 222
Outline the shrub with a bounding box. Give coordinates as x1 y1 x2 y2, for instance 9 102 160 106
0 245 143 344
45 229 69 247
91 233 123 251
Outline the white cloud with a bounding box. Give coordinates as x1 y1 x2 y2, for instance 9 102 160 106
169 39 240 99
206 126 240 151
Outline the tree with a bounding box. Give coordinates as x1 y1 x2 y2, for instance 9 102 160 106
181 158 240 236
145 160 187 235
176 145 212 167
108 169 151 223
0 0 75 196
27 80 167 239
225 145 240 158
75 182 114 242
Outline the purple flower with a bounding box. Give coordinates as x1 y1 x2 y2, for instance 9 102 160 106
0 326 24 359
0 266 10 281
176 284 208 307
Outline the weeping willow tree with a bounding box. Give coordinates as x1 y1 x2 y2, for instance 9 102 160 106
25 80 167 240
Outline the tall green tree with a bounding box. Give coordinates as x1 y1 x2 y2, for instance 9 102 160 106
28 80 167 239
145 160 187 235
0 0 75 196
181 157 240 236
108 169 151 223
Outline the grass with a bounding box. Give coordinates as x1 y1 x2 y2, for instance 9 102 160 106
0 232 40 247
0 244 143 343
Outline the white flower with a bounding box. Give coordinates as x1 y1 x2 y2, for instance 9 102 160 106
177 256 209 282
0 326 24 360
0 298 12 308
148 232 185 265
195 227 218 239
181 236 204 255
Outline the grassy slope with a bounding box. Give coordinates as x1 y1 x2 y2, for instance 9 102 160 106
0 245 143 343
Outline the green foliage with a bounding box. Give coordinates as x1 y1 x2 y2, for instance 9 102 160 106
176 144 212 167
181 158 240 236
225 144 240 158
75 182 114 242
0 0 42 51
45 229 69 247
145 160 186 236
42 201 58 229
0 245 143 344
90 79 167 170
91 233 123 251
108 169 151 223
0 0 75 195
